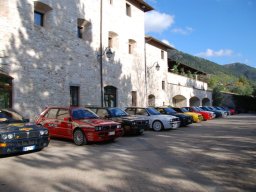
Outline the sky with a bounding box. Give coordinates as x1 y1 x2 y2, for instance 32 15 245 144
144 0 256 68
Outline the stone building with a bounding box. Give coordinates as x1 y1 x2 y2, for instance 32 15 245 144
0 0 212 119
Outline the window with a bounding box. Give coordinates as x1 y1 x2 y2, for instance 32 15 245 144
34 11 44 26
126 3 131 16
148 95 156 107
70 86 79 106
104 86 117 107
128 39 136 54
108 37 113 48
108 31 118 49
45 109 58 119
161 50 164 59
131 91 137 106
109 0 113 4
34 1 52 27
57 109 70 120
77 26 83 38
162 81 165 90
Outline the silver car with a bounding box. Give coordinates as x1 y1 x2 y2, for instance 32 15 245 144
125 107 180 131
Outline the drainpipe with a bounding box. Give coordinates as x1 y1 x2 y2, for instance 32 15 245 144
100 0 103 107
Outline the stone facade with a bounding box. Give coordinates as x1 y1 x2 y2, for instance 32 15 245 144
0 0 211 119
0 0 150 119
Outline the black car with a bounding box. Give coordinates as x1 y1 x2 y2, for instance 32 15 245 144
0 108 50 156
155 107 193 126
87 107 149 135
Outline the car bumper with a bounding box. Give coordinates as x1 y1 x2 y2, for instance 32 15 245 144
123 124 147 135
0 136 50 155
86 129 123 142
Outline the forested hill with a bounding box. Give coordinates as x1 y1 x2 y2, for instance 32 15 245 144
168 49 256 96
223 63 256 82
168 49 256 83
168 49 231 75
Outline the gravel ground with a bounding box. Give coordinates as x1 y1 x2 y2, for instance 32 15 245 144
0 113 256 192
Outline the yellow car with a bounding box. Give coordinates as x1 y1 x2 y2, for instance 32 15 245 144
172 107 203 123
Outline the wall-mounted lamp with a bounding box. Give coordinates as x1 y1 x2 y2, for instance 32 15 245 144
97 47 113 60
147 62 160 71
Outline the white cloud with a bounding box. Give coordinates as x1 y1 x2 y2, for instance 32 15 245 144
162 39 175 48
145 11 174 33
171 27 194 35
197 49 233 57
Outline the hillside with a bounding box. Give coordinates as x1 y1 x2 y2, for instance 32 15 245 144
223 63 256 82
168 49 256 96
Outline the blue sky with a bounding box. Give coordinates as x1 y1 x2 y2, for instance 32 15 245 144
144 0 256 68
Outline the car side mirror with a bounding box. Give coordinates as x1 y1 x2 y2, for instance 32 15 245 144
63 117 71 122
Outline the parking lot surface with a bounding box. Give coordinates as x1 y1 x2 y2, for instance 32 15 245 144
1 114 256 192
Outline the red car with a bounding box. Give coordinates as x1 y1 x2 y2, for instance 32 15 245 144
183 107 213 121
35 106 122 145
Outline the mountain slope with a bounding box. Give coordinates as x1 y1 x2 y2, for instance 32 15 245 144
223 63 256 82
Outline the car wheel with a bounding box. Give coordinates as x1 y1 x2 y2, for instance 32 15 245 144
73 129 86 146
152 121 163 131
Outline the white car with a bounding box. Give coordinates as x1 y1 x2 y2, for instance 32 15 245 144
125 107 180 131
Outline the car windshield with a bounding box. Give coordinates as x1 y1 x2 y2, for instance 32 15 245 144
108 108 128 117
72 108 99 120
165 108 177 113
147 107 161 115
180 108 189 112
0 109 25 124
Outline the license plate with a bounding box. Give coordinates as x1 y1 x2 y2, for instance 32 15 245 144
108 131 115 136
23 145 35 152
172 123 179 128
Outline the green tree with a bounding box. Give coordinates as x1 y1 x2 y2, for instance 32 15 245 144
212 86 223 106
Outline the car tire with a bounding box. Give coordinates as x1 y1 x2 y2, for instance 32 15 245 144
73 129 86 146
152 121 163 131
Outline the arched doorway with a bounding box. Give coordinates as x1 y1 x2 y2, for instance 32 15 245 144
148 94 155 106
189 96 200 106
202 98 210 106
172 95 187 107
0 71 13 108
104 86 117 107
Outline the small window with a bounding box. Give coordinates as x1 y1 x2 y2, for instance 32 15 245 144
70 86 79 106
128 39 136 54
104 86 117 107
108 37 113 48
126 3 131 17
108 31 119 49
161 50 164 59
109 0 113 4
34 11 44 26
77 26 83 39
131 91 137 106
162 81 165 90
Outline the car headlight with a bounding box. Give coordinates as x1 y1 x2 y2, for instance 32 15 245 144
40 130 45 135
7 134 14 140
44 130 48 135
131 121 136 125
117 125 121 129
95 126 103 131
1 134 7 140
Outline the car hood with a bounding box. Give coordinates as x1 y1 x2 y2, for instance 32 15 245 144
0 123 43 133
150 114 177 120
73 118 119 127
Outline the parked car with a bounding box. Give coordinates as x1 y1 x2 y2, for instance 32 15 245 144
87 107 149 135
35 106 122 145
0 108 50 156
172 107 203 123
183 107 213 120
155 107 193 126
125 107 180 131
214 106 230 116
200 106 223 118
205 106 228 117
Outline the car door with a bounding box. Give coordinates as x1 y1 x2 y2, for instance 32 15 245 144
56 108 73 138
41 108 59 136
